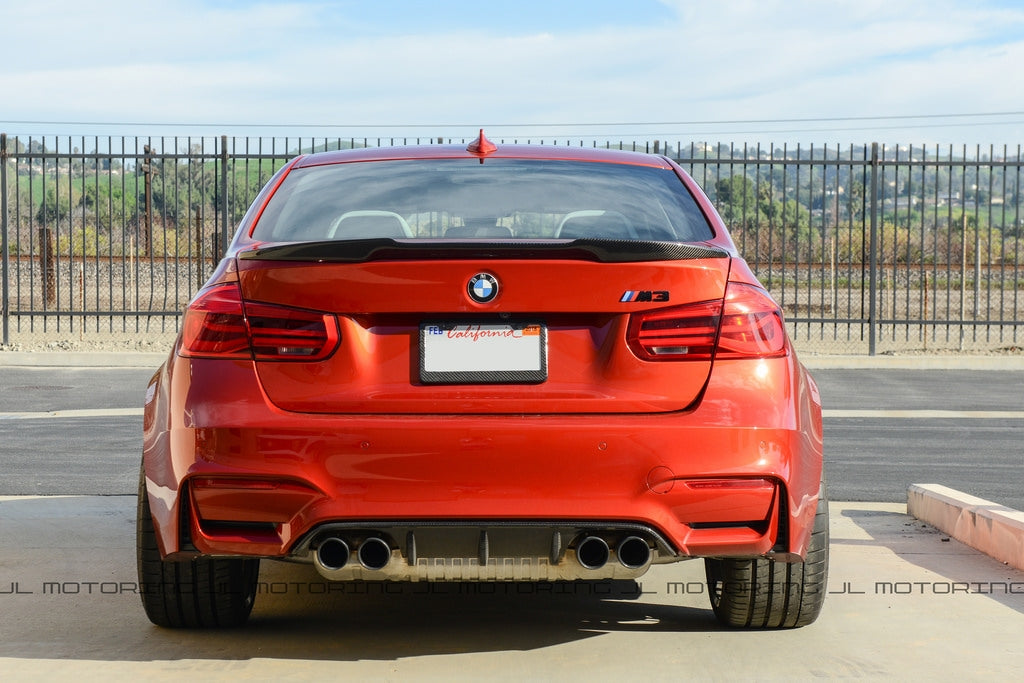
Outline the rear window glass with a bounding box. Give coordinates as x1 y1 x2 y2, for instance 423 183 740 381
251 158 714 243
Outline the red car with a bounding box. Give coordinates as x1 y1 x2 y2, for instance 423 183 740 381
138 132 826 629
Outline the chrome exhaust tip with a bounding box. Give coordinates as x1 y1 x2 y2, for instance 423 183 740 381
616 536 652 569
576 535 610 570
358 537 393 571
315 537 350 572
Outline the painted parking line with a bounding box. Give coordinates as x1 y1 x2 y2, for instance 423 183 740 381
823 409 1024 419
0 408 144 420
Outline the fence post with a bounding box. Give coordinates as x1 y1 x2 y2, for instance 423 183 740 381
1 132 8 346
39 228 56 305
142 145 154 256
220 135 229 259
194 207 204 288
868 142 879 355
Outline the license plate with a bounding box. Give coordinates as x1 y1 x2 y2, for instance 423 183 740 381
419 321 547 384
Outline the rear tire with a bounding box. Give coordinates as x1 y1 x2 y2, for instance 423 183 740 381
137 464 259 628
704 484 829 629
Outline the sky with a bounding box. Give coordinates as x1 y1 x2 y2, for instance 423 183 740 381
3 0 1024 147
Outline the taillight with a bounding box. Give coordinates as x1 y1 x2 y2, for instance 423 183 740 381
180 283 340 361
244 300 339 360
627 300 721 361
717 282 787 359
626 282 786 361
180 284 251 359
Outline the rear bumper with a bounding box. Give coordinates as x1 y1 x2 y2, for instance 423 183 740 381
143 351 823 568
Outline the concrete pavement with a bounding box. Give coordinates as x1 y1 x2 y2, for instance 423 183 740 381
0 496 1022 679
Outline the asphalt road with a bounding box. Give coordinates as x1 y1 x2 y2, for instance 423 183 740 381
817 368 1024 509
0 364 1022 510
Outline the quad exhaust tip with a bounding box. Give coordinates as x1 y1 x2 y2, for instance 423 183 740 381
315 537 350 572
357 537 392 571
575 534 652 570
576 536 611 570
315 536 393 572
315 532 651 575
616 536 652 569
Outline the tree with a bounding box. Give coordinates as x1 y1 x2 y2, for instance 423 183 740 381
715 175 757 226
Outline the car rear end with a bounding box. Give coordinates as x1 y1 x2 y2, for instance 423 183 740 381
139 137 825 628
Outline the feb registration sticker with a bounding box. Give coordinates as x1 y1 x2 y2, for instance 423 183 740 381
419 321 547 384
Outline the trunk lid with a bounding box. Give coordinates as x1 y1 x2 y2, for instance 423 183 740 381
236 242 730 415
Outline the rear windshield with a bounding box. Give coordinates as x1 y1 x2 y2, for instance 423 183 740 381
251 158 714 243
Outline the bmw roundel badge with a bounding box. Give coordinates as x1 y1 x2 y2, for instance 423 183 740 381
468 273 499 303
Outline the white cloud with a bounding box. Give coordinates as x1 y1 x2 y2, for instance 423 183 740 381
3 0 1024 143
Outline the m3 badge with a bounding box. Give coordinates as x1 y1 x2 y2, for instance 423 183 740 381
620 290 670 303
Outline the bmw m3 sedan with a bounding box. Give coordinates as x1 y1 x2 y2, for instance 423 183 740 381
138 131 827 629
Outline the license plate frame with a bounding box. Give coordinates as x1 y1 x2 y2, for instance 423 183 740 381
419 320 547 384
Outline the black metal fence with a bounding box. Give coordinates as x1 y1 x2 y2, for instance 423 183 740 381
2 134 1022 354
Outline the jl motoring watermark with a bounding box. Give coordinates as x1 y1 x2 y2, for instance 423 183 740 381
829 580 1024 595
2 581 141 595
2 579 1023 598
0 579 654 597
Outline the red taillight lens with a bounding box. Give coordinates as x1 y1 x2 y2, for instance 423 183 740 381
627 300 721 361
180 283 340 361
245 300 339 360
180 284 251 358
717 282 787 359
626 282 786 361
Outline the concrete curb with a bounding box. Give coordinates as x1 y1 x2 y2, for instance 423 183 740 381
908 483 1024 571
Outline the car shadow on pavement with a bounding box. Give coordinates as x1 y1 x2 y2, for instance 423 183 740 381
0 495 740 664
226 558 731 660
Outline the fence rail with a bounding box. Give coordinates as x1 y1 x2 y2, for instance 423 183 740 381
2 134 1022 354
